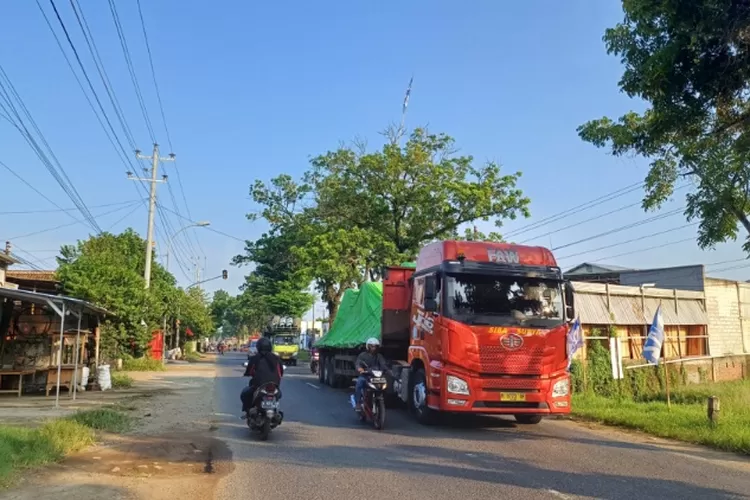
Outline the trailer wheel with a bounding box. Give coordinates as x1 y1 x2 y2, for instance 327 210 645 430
410 368 436 425
514 414 543 425
325 358 335 386
317 358 325 384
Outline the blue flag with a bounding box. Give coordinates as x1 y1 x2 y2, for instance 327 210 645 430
566 317 583 370
643 305 665 365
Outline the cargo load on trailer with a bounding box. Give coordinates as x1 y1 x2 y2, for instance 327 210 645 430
315 241 573 425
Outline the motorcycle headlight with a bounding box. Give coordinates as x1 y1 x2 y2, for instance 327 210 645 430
446 375 469 395
552 379 569 398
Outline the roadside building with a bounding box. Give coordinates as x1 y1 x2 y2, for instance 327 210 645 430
568 263 750 381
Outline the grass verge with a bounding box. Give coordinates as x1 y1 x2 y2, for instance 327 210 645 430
111 371 134 389
572 380 750 455
184 351 202 362
297 350 310 362
0 408 131 488
122 357 166 372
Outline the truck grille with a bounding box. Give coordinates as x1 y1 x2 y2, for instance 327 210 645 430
478 345 545 375
481 378 540 390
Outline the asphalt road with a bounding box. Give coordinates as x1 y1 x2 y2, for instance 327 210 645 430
212 353 750 500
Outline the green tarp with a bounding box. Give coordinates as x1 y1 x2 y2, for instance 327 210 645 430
315 282 383 349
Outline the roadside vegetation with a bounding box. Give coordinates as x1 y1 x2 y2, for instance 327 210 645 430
111 371 134 389
0 408 130 487
121 357 165 372
571 341 750 455
184 351 202 362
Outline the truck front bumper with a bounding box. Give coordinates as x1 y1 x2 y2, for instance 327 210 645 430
428 369 571 415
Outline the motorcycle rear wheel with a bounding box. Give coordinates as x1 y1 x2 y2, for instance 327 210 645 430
374 398 386 430
258 419 271 441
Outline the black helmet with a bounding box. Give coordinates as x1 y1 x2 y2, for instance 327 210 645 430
257 337 272 353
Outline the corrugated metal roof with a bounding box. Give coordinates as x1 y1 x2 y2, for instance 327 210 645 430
573 282 707 326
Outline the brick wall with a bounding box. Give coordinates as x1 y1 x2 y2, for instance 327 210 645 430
704 279 746 355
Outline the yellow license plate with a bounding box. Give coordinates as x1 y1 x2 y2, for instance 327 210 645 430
500 392 526 402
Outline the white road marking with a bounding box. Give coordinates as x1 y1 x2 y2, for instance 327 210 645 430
546 489 572 499
306 383 320 390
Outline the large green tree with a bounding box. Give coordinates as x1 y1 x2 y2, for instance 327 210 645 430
578 0 750 250
56 229 212 357
242 127 530 322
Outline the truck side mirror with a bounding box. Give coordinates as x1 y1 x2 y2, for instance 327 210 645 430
424 298 438 313
424 276 437 300
564 281 575 321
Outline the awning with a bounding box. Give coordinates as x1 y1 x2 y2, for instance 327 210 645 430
0 287 109 316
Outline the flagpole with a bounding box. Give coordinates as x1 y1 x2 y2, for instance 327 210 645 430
397 76 413 143
659 300 671 409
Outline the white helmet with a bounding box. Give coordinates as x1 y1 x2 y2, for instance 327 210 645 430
365 337 380 348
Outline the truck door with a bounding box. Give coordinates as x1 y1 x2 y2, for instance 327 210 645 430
411 273 442 361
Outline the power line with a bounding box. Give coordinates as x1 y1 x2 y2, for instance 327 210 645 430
5 201 142 240
552 207 686 252
0 199 139 215
158 204 247 243
518 184 690 245
135 0 206 261
505 181 645 238
0 159 83 221
557 222 698 261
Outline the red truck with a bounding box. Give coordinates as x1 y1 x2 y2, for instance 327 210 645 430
316 239 574 424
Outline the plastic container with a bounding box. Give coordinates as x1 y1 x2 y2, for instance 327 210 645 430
97 364 112 391
81 366 90 387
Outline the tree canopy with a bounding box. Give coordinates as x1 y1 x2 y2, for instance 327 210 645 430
237 126 530 322
578 0 750 251
56 229 213 358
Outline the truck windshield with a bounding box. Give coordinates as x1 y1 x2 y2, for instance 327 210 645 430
273 336 296 346
444 273 563 327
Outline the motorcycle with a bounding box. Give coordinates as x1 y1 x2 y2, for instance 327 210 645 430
350 368 387 430
244 382 283 440
310 349 319 375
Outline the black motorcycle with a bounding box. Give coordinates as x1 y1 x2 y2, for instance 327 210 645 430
244 381 283 440
352 368 387 430
310 349 319 375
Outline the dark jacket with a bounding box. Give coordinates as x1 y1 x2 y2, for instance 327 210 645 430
244 352 283 387
355 351 388 372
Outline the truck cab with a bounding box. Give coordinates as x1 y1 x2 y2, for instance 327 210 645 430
390 240 572 424
272 333 300 366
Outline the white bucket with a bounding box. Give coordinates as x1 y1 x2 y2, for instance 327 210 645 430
97 364 112 391
81 366 90 388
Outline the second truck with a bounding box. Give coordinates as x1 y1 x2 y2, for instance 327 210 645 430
314 239 574 424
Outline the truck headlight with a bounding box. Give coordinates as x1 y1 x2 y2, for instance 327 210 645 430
552 379 569 398
446 375 469 395
292 349 299 356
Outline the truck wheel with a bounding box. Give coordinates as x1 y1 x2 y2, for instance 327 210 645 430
317 359 325 384
514 414 543 425
410 368 436 425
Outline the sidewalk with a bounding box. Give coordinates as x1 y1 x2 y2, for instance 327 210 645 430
1 359 229 500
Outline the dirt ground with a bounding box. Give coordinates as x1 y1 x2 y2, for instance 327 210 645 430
0 360 232 500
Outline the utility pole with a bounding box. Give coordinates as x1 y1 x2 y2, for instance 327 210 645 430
130 144 175 288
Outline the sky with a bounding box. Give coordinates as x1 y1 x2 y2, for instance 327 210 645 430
1 0 748 318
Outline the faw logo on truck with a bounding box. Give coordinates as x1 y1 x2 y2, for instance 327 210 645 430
500 333 524 350
487 249 520 264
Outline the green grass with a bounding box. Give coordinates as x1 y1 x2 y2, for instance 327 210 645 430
69 408 133 433
121 357 166 372
572 380 750 455
297 350 310 362
0 408 130 488
111 371 134 389
184 351 202 362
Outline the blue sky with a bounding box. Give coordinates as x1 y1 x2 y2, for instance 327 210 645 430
1 0 748 311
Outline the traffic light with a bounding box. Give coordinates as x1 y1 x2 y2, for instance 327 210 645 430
222 269 228 280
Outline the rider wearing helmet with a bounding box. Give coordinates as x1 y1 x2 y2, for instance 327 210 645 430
353 337 388 412
241 336 283 414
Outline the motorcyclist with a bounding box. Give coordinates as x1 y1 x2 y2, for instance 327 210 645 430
241 337 283 415
354 337 387 412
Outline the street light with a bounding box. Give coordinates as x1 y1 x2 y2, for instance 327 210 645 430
166 221 210 273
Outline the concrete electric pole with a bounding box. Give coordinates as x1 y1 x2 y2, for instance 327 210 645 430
129 143 175 289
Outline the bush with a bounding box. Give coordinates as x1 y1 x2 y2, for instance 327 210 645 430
184 351 202 362
111 372 134 389
121 357 165 372
69 409 133 433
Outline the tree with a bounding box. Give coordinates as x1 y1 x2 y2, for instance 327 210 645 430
56 229 212 357
242 127 530 323
308 128 530 260
578 0 750 251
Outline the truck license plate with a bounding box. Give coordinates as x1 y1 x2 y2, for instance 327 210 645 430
500 392 526 402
